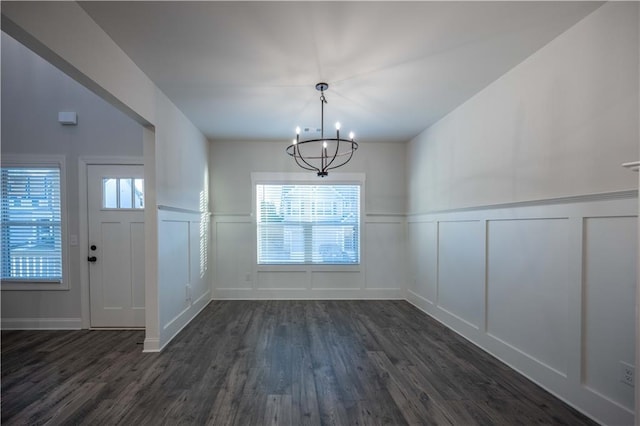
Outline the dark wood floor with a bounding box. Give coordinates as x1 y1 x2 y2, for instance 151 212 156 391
2 300 597 425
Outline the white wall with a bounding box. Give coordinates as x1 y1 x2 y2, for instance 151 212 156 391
407 3 639 425
0 32 143 328
1 2 210 352
153 92 211 349
408 3 638 213
1 2 156 125
210 140 406 299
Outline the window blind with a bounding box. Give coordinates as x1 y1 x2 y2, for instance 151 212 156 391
257 184 360 264
1 167 63 282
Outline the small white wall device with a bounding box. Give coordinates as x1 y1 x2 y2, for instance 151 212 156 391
58 111 78 125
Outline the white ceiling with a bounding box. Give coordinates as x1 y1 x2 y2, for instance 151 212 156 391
80 1 602 143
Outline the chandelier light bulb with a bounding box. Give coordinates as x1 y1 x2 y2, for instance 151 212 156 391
295 126 301 135
323 141 328 148
293 138 297 145
335 122 341 130
349 132 355 140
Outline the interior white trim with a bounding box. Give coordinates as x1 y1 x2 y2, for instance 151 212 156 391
158 297 211 352
213 288 403 300
143 337 160 353
408 189 638 216
211 211 404 218
157 205 204 215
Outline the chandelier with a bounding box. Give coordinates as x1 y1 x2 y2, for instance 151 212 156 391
286 82 358 177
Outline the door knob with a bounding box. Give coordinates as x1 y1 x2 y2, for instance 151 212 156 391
87 256 97 263
90 245 97 251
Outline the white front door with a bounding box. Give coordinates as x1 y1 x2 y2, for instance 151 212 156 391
88 164 145 328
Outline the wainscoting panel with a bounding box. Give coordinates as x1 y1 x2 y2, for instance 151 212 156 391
213 214 403 299
407 221 438 303
158 219 190 324
215 220 253 291
583 216 637 411
131 222 146 309
487 218 571 376
311 271 361 289
406 193 637 426
365 221 405 290
257 271 307 290
189 216 209 302
437 220 485 329
157 208 211 350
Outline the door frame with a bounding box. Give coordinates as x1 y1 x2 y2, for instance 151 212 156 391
78 156 144 329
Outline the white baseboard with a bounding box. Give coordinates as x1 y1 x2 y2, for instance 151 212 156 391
1 317 82 330
143 337 160 352
157 295 212 351
212 288 404 300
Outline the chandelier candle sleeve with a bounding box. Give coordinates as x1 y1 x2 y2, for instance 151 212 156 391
286 82 358 177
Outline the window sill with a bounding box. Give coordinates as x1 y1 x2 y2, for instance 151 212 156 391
257 264 361 273
1 280 69 291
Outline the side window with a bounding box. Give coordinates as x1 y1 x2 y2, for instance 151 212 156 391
1 162 66 288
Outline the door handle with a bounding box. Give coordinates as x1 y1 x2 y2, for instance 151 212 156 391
88 256 97 263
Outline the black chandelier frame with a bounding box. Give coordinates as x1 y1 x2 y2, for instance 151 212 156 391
286 82 358 177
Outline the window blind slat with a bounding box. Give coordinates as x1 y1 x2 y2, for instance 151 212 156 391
257 184 360 265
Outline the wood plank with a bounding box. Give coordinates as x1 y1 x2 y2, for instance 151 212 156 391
367 350 454 425
264 394 292 426
1 301 597 425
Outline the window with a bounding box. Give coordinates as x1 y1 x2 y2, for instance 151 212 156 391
103 177 144 209
257 183 360 264
1 164 64 284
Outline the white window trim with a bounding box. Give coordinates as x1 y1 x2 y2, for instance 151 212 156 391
1 154 69 291
251 172 365 273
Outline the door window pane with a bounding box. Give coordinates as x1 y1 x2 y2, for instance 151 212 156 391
102 177 144 209
119 178 132 208
134 179 144 208
103 178 118 208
